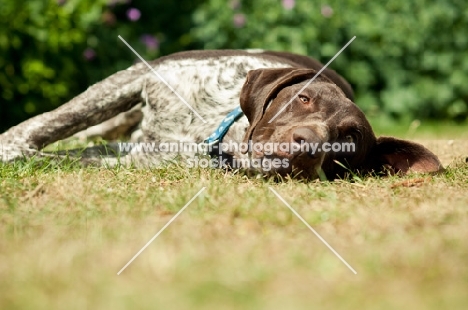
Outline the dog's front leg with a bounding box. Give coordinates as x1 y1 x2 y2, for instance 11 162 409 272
0 66 148 162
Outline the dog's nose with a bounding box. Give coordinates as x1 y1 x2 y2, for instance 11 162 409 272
292 127 322 158
292 127 319 144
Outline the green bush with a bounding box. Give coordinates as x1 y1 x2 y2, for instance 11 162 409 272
192 0 468 122
0 0 203 132
1 0 467 133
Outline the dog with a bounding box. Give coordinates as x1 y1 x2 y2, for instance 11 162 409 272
0 49 443 179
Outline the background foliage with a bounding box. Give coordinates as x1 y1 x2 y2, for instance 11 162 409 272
1 0 467 132
0 0 204 131
193 0 468 122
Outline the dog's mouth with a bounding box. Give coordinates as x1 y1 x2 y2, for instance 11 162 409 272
246 125 329 179
247 148 326 180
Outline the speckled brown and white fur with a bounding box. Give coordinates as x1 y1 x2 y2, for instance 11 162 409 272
0 50 348 168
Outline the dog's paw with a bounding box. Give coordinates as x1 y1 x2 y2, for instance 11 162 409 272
0 139 38 162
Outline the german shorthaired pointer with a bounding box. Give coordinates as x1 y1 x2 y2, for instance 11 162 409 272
0 50 442 179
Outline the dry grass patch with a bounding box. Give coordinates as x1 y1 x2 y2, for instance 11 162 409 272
0 144 467 309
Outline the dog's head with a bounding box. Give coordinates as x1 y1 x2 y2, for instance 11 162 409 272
240 68 443 179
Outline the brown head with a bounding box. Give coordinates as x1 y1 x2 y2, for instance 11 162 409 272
240 68 443 180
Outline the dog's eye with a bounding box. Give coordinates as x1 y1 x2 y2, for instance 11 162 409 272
345 134 354 143
298 95 310 104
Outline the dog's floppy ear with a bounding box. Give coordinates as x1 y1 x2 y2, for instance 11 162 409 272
240 68 329 143
370 136 443 174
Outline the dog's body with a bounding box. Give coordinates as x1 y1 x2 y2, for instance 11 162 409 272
0 50 442 179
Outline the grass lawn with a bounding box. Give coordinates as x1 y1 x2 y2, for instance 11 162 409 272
1 120 467 309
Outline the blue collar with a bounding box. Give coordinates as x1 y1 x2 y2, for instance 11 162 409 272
204 106 244 144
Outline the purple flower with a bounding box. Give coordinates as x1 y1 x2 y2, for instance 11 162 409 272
321 5 333 18
233 13 246 28
126 8 141 21
83 48 96 61
140 34 159 51
282 0 295 10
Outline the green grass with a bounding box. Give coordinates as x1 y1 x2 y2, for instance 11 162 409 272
1 124 468 310
368 116 468 139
